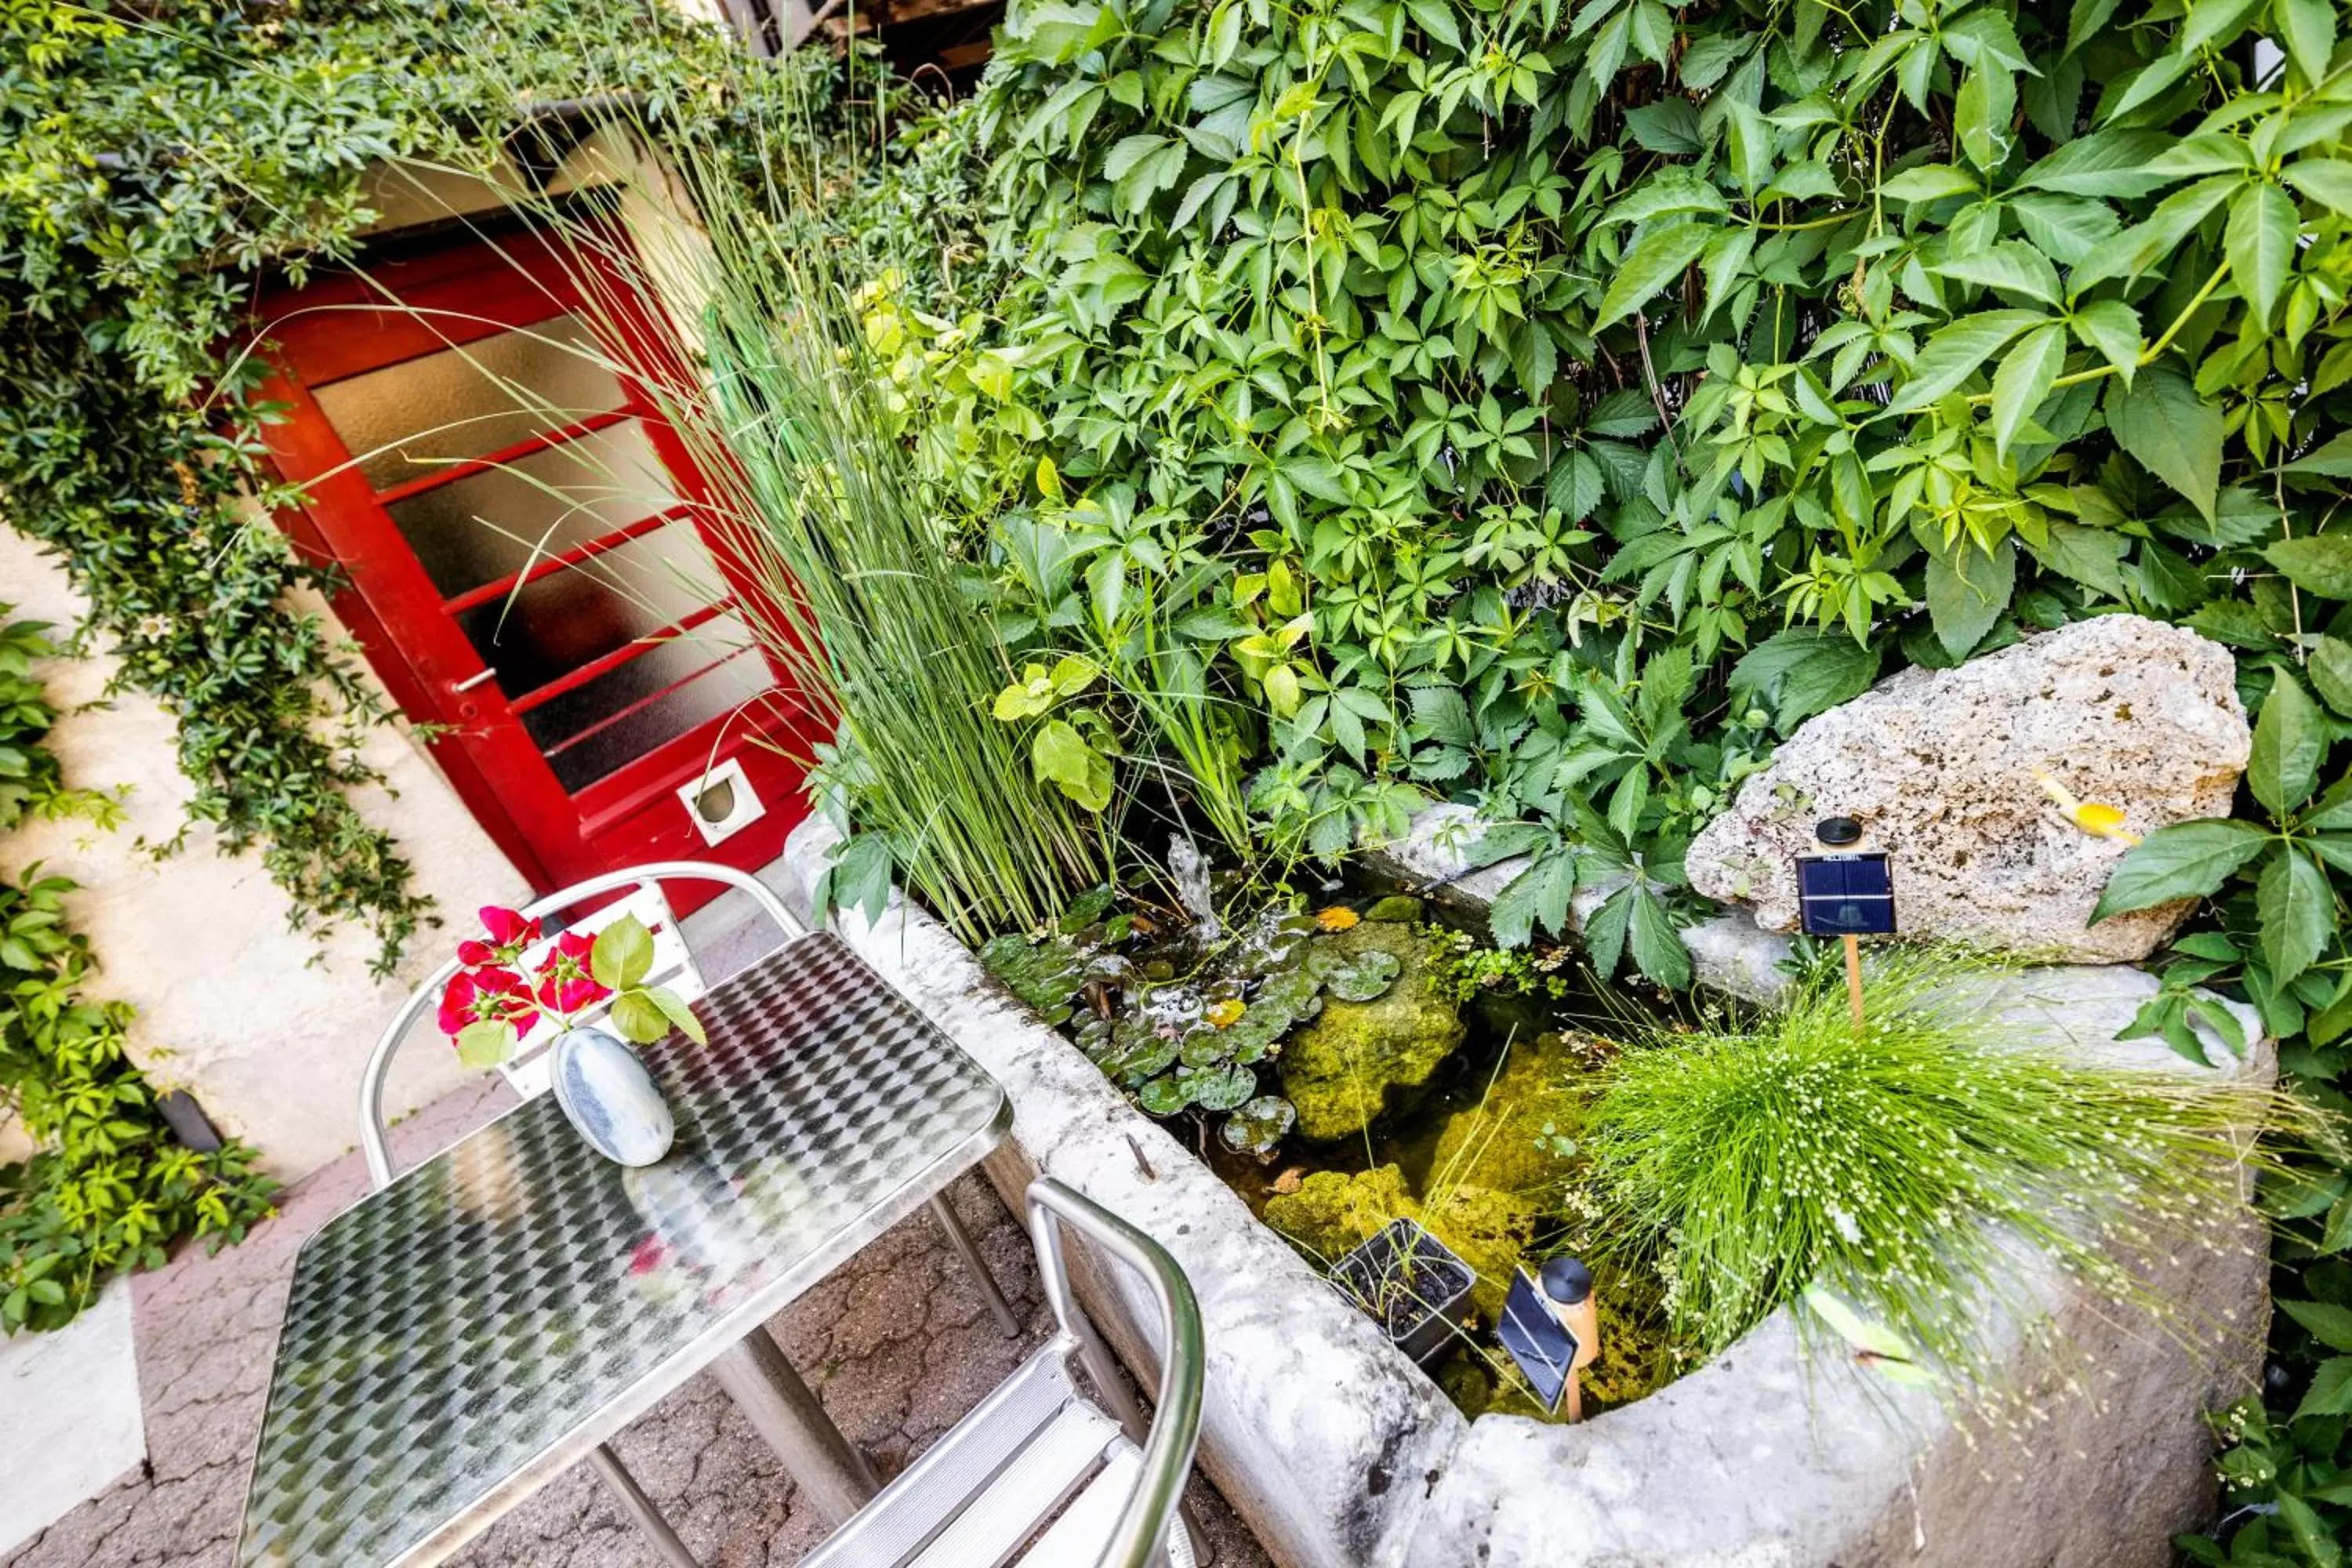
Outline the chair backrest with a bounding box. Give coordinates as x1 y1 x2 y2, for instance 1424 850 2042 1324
1026 1180 1206 1568
358 860 804 1189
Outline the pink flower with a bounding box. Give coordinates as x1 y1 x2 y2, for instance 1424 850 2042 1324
529 930 612 1014
437 966 540 1040
458 906 543 968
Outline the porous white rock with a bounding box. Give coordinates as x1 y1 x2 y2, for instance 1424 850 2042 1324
1686 615 2250 963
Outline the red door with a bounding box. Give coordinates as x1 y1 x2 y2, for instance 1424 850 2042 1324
253 228 815 905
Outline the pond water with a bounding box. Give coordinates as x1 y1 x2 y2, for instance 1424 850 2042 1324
981 877 1697 1420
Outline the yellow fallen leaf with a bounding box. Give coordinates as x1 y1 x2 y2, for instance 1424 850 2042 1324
2033 770 2143 846
1315 906 1360 931
1206 997 1245 1029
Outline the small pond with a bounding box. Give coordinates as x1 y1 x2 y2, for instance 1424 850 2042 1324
980 872 1699 1421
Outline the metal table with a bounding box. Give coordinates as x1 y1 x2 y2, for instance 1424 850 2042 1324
234 932 1012 1568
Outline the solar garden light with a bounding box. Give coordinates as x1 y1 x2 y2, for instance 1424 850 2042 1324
1497 1254 1602 1422
1795 815 1896 1029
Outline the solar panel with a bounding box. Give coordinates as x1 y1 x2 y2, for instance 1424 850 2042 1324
1497 1269 1580 1414
1795 851 1896 936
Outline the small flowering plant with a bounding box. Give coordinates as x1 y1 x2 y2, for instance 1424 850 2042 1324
440 906 706 1069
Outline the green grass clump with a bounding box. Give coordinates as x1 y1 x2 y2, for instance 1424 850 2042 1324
1583 949 2292 1401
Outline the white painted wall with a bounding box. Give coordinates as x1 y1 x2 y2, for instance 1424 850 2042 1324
0 528 528 1177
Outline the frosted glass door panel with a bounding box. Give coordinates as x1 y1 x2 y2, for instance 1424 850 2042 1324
385 422 682 598
541 652 773 793
313 314 623 491
520 612 756 757
456 521 724 698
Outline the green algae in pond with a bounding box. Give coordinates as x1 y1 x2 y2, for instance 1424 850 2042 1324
1428 1029 1611 1201
1324 949 1403 1002
1261 1167 1418 1263
1279 923 1466 1141
1247 1004 1690 1421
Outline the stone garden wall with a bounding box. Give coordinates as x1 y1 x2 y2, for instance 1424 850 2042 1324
782 804 2271 1568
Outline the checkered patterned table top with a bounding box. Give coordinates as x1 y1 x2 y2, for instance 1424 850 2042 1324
235 932 1008 1568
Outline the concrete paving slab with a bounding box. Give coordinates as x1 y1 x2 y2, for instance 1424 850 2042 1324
0 1280 145 1555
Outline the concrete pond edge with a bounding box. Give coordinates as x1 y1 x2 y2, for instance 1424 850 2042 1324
780 810 2273 1568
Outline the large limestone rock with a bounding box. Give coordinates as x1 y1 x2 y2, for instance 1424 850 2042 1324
1687 615 2249 963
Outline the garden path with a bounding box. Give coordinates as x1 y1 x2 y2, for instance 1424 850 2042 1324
2 1077 1267 1568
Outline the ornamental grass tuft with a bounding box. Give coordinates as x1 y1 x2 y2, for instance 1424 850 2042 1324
1583 948 2303 1403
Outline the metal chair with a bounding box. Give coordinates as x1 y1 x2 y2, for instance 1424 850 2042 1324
800 1178 1206 1568
357 859 1024 1568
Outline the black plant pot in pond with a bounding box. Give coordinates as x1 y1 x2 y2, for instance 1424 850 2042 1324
1330 1219 1475 1365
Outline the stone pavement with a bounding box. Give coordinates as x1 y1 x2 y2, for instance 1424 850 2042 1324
3 1080 1269 1568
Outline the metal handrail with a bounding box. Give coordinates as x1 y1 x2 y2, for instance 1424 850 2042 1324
357 859 804 1189
1025 1179 1206 1568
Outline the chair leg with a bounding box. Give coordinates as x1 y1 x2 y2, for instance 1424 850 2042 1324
1178 1499 1211 1564
929 1191 1023 1338
586 1441 702 1568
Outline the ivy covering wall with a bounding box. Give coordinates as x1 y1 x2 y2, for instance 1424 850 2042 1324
0 605 275 1332
0 0 908 1327
0 0 890 975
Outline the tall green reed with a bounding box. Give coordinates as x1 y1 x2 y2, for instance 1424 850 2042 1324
363 34 1107 938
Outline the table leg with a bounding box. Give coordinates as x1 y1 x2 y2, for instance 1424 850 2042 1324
585 1442 703 1567
707 1327 880 1523
929 1192 1022 1338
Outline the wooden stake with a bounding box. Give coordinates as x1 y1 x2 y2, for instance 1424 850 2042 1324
1565 1369 1584 1423
1843 933 1865 1028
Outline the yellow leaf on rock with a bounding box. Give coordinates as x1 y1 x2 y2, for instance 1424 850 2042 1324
2033 769 2143 845
2071 801 2142 844
1206 998 1246 1029
1315 906 1359 931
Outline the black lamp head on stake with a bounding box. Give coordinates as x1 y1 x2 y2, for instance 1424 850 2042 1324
1814 815 1864 848
1540 1255 1593 1305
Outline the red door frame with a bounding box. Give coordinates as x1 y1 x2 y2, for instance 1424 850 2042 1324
250 226 814 898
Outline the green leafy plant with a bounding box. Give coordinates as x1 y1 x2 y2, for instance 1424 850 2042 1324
1583 948 2295 1404
0 866 277 1332
0 611 120 836
994 653 1118 811
1428 927 1572 1003
0 605 273 1331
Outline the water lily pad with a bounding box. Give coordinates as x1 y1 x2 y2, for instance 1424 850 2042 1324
1220 1095 1297 1157
1220 1002 1294 1065
1096 1014 1180 1084
1178 1062 1259 1112
1205 996 1246 1029
1325 949 1403 1002
1179 1027 1231 1069
979 933 1087 1023
1060 885 1119 933
1136 1073 1189 1116
1135 982 1207 1033
1256 963 1324 1021
1081 951 1134 987
1262 913 1321 963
